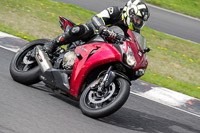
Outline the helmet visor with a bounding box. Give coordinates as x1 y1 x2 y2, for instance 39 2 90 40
131 15 145 30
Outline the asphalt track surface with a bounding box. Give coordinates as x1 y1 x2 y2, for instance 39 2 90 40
0 37 200 133
54 0 200 44
1 1 200 133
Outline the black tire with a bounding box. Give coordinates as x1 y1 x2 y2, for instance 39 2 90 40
10 39 50 85
79 77 130 118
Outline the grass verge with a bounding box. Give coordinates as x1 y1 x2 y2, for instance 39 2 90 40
1 0 200 98
143 0 200 19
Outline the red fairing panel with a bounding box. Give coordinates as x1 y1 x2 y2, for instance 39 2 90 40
127 30 148 70
69 43 122 97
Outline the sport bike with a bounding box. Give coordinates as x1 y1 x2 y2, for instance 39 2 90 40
10 16 150 118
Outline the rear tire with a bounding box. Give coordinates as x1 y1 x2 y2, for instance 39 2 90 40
79 77 130 118
10 39 50 85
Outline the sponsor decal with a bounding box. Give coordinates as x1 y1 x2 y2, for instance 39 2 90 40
80 46 88 52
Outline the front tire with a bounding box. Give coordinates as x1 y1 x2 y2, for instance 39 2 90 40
10 39 50 85
79 77 130 118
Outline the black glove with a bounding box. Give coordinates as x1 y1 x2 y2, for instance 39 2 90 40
98 26 119 43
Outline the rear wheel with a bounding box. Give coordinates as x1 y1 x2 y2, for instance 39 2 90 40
10 39 50 85
79 77 130 118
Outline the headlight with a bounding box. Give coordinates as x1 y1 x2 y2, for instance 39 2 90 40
124 45 136 67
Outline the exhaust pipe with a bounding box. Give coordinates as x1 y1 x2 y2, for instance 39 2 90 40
35 46 52 73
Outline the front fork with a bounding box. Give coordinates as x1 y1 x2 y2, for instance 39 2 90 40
97 66 116 92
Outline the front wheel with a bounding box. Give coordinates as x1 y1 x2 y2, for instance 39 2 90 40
79 77 130 118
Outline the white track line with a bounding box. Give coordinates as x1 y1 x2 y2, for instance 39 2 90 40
0 45 19 52
130 91 200 118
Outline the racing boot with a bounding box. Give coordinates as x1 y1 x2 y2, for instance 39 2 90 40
43 32 71 54
43 24 94 54
43 40 57 54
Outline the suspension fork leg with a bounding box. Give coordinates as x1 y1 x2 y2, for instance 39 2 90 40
98 66 116 91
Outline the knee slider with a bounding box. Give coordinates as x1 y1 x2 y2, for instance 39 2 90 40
69 25 85 36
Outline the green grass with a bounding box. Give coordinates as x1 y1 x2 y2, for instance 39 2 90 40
0 0 200 98
140 27 200 98
0 0 94 39
143 0 200 18
141 71 199 98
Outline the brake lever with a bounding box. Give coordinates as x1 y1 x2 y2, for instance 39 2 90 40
115 34 125 44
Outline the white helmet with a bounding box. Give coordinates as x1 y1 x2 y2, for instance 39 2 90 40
122 0 150 31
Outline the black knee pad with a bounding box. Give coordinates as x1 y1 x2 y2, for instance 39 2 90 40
69 25 85 36
68 24 94 42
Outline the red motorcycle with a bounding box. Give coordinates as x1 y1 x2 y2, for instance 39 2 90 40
10 16 150 118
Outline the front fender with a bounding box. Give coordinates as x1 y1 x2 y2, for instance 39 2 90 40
114 71 131 85
104 70 131 88
69 43 122 97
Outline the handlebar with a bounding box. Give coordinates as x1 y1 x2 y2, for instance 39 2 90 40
99 29 125 44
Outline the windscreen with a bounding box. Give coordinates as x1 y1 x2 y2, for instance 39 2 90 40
133 31 146 51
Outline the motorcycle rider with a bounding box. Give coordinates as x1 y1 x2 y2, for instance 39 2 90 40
44 0 150 54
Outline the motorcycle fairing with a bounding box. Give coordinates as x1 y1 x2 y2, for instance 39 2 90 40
69 43 122 97
127 29 148 70
41 68 71 92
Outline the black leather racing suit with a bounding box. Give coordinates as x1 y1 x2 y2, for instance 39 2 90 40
52 6 139 47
